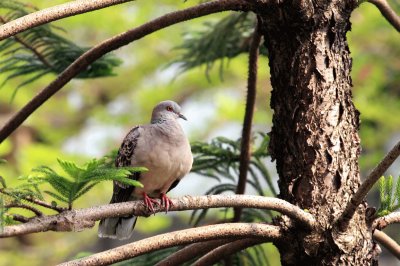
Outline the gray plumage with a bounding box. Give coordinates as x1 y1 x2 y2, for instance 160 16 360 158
98 100 193 240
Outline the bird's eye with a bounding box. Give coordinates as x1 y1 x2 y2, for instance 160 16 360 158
166 106 173 112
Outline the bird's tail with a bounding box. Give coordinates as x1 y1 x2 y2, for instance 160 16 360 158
98 216 137 240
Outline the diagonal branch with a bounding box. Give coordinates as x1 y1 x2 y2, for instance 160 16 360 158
368 0 400 32
373 212 400 230
60 223 282 266
338 139 400 228
155 239 231 266
0 0 252 144
233 16 262 222
373 229 400 260
0 195 315 238
193 238 264 265
0 0 136 41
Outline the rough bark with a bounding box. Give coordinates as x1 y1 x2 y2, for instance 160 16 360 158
256 0 380 264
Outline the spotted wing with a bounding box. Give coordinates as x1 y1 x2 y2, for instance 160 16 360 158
110 126 141 203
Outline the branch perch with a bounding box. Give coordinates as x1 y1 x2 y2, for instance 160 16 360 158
368 0 400 32
373 230 400 260
0 0 252 144
0 195 315 238
61 223 282 266
373 212 400 230
338 139 400 228
0 0 135 40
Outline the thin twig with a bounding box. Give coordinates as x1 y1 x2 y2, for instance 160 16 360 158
60 223 282 266
10 214 30 223
368 0 400 32
0 0 252 144
0 0 136 40
193 238 264 265
233 17 262 222
373 229 400 260
155 239 231 266
0 195 315 238
338 139 400 229
5 203 43 217
0 189 66 213
373 212 400 230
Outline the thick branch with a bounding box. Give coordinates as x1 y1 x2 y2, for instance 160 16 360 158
373 230 400 260
193 238 264 265
0 0 252 144
155 239 231 266
373 212 400 230
368 0 400 32
0 195 315 238
0 0 135 41
233 17 262 222
338 139 400 228
61 223 282 266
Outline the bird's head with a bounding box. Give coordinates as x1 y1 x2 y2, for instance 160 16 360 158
151 100 187 123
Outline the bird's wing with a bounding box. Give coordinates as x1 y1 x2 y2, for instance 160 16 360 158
110 126 141 203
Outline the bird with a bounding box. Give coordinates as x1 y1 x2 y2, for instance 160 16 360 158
98 100 193 240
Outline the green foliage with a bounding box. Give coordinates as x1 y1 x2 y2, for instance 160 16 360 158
0 0 122 98
377 175 400 216
173 12 267 80
0 155 145 215
190 134 273 219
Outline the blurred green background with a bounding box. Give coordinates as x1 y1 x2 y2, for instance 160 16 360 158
0 0 399 265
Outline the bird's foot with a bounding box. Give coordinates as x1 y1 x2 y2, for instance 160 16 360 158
142 193 159 214
160 193 174 213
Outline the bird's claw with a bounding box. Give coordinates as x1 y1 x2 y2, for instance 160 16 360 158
160 193 174 213
142 193 160 214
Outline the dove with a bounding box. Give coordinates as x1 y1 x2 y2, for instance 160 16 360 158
98 100 193 240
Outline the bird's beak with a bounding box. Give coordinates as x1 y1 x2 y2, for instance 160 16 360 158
178 113 187 120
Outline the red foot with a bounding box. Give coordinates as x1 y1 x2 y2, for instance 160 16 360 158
142 192 159 213
160 193 174 213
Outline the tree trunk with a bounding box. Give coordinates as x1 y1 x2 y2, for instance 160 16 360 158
257 1 380 264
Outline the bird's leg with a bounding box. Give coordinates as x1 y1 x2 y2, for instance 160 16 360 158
142 192 160 214
160 193 174 213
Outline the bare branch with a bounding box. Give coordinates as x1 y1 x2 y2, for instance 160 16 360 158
61 223 282 266
0 0 252 144
373 212 400 230
0 0 135 41
338 139 400 228
234 17 262 222
373 230 400 260
155 239 231 266
0 195 315 238
10 214 30 223
368 0 400 32
193 238 264 265
5 203 43 217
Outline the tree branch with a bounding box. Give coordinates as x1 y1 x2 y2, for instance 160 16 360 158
0 0 136 41
368 0 400 32
233 17 262 222
0 0 252 144
193 238 264 265
0 195 315 238
373 212 400 230
338 139 400 228
5 203 43 217
61 223 282 266
373 229 400 260
155 239 231 266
